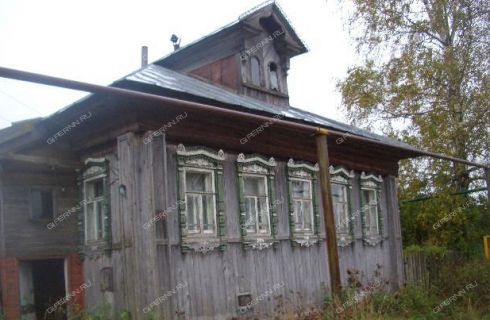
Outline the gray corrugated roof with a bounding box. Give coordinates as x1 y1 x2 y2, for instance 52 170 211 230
125 64 414 150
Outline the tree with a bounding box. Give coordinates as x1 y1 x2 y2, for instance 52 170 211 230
338 0 490 250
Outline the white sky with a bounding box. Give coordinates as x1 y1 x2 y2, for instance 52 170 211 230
0 0 358 130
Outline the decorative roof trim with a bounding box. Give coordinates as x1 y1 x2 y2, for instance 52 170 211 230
237 153 276 167
287 159 319 172
177 144 225 161
360 172 383 183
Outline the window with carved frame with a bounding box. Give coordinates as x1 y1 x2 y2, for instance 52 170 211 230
79 157 111 250
177 144 226 253
237 153 277 250
360 172 383 246
330 166 355 247
287 159 320 247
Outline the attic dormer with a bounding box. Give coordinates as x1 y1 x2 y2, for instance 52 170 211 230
155 2 307 107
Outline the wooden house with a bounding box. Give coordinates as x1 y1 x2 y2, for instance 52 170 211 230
0 2 414 319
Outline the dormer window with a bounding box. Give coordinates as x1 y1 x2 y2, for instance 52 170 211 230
269 63 279 91
251 57 261 86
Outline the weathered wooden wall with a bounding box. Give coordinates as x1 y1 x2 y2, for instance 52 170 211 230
0 167 78 257
79 133 404 319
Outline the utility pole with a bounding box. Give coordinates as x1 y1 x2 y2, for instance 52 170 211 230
315 130 342 310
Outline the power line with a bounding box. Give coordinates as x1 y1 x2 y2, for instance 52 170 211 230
0 87 44 116
0 114 12 125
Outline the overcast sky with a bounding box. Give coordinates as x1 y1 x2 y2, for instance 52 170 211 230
0 0 358 130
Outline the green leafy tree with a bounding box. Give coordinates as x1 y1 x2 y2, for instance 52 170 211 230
338 0 490 251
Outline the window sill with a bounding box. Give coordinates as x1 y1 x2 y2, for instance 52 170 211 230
363 234 383 246
242 236 275 250
242 82 289 98
292 234 319 247
182 238 222 254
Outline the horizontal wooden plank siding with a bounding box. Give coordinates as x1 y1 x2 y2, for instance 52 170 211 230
1 171 78 257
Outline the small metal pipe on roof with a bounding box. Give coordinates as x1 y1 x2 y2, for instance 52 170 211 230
141 46 148 67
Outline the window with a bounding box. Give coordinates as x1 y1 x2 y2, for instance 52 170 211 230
291 179 314 233
177 144 226 253
237 153 277 249
30 189 54 219
332 184 349 234
243 175 270 235
287 159 319 247
269 63 279 90
80 157 110 247
362 188 379 235
360 172 383 246
330 166 355 247
84 177 105 242
185 170 216 235
251 57 261 86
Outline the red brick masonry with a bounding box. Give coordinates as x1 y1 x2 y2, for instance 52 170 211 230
67 254 85 310
0 257 20 320
0 255 84 319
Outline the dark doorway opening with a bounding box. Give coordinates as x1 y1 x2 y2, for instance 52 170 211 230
31 259 67 320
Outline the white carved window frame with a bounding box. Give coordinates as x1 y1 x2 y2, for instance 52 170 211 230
360 172 384 246
330 166 355 247
287 159 320 247
237 153 277 250
176 144 226 253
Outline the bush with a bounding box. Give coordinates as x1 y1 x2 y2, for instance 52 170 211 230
321 258 490 319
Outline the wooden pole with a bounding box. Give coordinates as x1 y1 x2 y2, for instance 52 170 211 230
315 131 342 305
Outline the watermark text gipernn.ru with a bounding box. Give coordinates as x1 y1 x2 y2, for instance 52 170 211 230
240 114 284 144
47 199 87 230
47 280 92 314
433 281 478 313
143 112 188 144
240 30 285 61
143 281 188 314
46 112 93 145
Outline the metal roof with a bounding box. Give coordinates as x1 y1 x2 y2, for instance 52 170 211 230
125 64 414 150
154 1 308 67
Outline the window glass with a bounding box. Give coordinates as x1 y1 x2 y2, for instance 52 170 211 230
85 178 105 242
30 189 53 219
185 171 216 235
362 189 379 235
291 179 314 232
332 184 349 233
243 175 270 235
269 63 279 90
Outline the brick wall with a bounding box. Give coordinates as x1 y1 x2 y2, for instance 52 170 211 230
67 254 85 310
0 257 20 320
